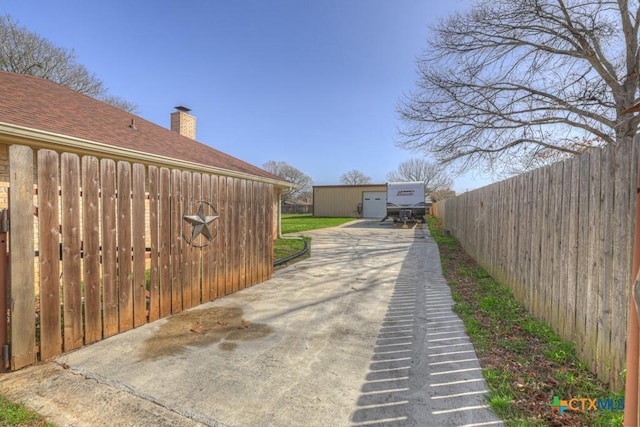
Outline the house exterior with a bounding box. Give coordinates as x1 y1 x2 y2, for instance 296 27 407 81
0 70 294 233
0 70 293 370
313 184 387 218
0 71 290 221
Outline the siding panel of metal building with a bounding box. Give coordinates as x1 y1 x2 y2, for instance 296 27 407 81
313 185 387 217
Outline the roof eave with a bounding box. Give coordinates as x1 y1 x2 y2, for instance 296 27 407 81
0 121 293 189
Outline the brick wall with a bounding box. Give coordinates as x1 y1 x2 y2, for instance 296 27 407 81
170 110 196 140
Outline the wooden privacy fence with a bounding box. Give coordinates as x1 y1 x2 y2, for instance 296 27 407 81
433 139 638 391
6 144 275 371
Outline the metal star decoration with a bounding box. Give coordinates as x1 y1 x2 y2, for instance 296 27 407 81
183 201 219 244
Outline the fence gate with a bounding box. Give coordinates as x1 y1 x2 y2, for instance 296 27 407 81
4 144 274 371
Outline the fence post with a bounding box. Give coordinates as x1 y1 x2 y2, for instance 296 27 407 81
8 144 36 370
624 141 640 426
0 209 8 372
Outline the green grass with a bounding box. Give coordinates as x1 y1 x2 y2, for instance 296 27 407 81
0 394 53 426
275 214 355 268
274 236 310 265
274 237 308 259
281 214 355 234
428 216 624 426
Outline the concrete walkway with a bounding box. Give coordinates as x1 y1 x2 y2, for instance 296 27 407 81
0 220 502 427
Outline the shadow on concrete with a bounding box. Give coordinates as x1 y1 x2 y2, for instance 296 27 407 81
341 220 425 230
341 220 389 229
351 227 503 427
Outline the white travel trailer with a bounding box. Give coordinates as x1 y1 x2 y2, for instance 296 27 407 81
384 182 426 225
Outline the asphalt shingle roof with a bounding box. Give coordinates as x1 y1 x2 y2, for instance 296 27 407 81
0 70 284 183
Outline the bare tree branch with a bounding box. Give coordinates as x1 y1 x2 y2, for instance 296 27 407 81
340 170 372 185
0 15 137 112
397 0 640 173
263 160 313 201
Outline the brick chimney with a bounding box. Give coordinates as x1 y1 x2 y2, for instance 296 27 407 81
171 106 196 139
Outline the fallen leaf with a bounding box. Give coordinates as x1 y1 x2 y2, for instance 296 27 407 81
190 320 203 333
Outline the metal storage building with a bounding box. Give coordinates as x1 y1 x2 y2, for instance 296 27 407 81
312 184 387 218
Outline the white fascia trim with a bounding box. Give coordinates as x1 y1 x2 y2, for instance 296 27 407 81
0 121 294 189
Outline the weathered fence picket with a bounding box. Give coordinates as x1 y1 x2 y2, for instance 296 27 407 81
218 176 227 298
148 165 160 322
181 170 192 310
170 169 182 313
585 150 601 373
209 174 219 302
101 159 118 338
61 153 83 351
133 163 146 328
613 142 632 386
201 173 211 303
82 155 101 345
38 149 61 360
9 145 35 370
233 177 240 293
158 167 171 318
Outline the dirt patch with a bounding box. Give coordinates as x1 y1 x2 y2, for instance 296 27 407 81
141 306 272 361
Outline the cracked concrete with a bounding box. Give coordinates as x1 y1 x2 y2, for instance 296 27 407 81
0 220 502 426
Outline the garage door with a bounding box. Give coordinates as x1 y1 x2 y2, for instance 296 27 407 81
362 192 386 218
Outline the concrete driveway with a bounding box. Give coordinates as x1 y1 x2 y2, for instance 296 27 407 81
0 220 502 427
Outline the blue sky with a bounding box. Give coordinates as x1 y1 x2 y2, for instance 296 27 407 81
2 0 491 192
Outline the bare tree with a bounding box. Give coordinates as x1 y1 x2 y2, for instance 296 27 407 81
429 189 456 202
99 94 138 113
340 170 372 185
0 15 137 112
263 160 313 201
387 158 453 194
397 0 640 173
